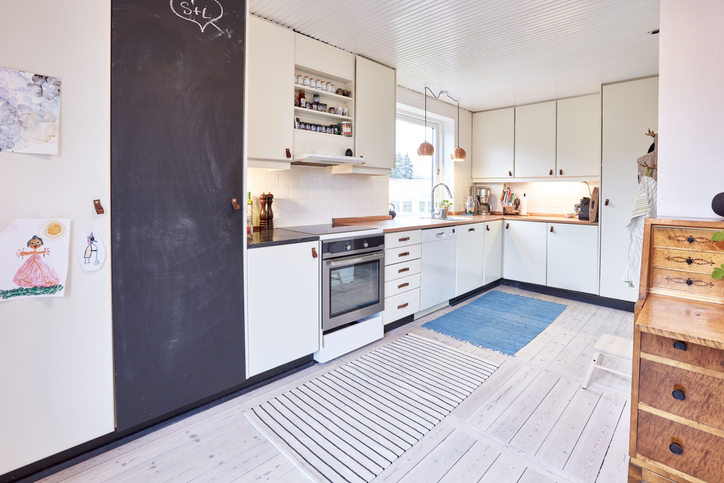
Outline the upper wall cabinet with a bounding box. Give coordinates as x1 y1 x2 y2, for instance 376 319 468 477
355 56 396 169
295 33 355 81
472 108 515 178
515 101 557 178
247 16 294 165
557 94 601 177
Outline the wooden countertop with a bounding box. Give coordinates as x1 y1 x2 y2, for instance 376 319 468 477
336 213 597 233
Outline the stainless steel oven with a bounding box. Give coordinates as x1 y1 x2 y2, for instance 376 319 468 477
322 234 385 332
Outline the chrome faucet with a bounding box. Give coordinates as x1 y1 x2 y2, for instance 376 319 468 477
431 182 453 219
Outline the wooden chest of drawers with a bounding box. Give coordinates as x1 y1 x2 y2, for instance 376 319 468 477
630 218 724 483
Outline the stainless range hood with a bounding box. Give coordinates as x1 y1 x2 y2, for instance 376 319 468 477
292 153 366 167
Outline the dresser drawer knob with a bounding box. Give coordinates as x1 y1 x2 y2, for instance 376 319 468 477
687 236 694 243
686 257 693 265
669 442 683 456
685 278 693 286
672 389 686 401
673 341 688 351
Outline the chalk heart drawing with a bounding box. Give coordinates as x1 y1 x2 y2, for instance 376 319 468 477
170 0 224 33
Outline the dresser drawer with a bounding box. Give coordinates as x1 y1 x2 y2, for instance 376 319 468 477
652 248 724 275
653 227 724 252
385 259 422 282
385 273 421 298
383 289 420 325
385 230 422 250
385 244 421 266
639 359 724 430
637 410 724 483
641 333 724 373
652 268 724 299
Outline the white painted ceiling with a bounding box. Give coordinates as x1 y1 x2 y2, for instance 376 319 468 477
249 0 660 112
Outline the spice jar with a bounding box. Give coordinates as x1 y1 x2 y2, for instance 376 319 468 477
327 82 333 92
341 122 352 137
315 79 322 89
296 75 303 85
313 94 320 103
297 90 306 108
303 76 310 87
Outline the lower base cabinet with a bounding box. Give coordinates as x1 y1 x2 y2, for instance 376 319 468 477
547 223 599 294
484 220 503 285
503 220 548 285
246 241 320 377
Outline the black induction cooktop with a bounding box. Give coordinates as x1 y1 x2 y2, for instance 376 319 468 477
279 224 377 236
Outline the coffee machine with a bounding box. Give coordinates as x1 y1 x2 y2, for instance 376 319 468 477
472 185 491 215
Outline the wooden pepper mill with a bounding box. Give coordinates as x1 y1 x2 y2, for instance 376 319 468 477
259 192 274 229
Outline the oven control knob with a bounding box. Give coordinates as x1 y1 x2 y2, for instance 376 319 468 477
363 241 369 248
345 244 352 251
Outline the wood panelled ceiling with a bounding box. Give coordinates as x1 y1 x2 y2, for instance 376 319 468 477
249 0 660 112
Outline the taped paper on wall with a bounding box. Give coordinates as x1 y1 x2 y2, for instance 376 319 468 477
0 219 71 302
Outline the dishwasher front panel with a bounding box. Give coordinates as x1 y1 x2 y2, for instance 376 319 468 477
420 227 458 311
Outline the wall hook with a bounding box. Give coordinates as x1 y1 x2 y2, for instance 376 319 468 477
93 199 105 215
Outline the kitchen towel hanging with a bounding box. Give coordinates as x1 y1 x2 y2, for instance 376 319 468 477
624 176 658 287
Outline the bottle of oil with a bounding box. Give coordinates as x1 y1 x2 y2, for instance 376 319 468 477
246 192 253 239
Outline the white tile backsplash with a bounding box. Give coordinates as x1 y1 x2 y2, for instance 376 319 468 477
248 166 389 227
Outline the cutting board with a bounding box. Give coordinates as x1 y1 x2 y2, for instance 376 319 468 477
589 187 599 223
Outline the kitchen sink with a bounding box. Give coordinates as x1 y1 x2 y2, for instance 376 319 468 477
420 216 471 221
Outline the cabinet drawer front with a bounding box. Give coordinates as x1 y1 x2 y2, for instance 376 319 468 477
385 244 421 266
652 248 724 275
639 359 724 430
385 259 422 281
385 273 421 298
637 411 724 483
385 230 422 250
652 268 724 299
641 333 724 373
383 289 420 325
653 227 724 252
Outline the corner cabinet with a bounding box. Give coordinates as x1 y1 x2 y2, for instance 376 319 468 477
547 223 599 295
247 16 294 165
246 241 320 378
472 108 515 179
355 56 396 169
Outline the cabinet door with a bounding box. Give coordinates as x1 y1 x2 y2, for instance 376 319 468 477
295 33 355 81
503 221 547 285
600 77 658 301
515 101 557 178
547 223 599 294
247 242 320 377
355 56 396 169
484 220 503 284
456 223 485 296
557 94 601 177
472 108 515 178
247 16 294 162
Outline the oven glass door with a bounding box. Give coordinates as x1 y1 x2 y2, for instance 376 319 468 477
323 252 384 331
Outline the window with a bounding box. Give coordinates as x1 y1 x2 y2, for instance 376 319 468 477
389 115 440 217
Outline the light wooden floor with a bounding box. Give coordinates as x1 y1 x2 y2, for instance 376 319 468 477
39 286 634 483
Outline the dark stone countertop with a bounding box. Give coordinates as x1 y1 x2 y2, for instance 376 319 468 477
247 228 319 249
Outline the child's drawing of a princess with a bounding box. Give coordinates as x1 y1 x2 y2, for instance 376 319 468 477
13 235 60 287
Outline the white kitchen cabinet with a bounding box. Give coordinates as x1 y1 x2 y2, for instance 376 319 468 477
246 241 320 377
503 220 547 285
557 94 601 177
483 220 503 284
456 223 485 296
515 101 557 178
600 77 658 302
547 223 599 294
355 56 396 169
472 108 515 179
382 230 421 326
247 16 294 165
295 33 355 81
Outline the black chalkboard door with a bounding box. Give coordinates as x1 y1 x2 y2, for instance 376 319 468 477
111 0 246 432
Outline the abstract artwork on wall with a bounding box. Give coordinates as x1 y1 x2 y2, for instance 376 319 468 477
0 67 62 154
0 219 71 302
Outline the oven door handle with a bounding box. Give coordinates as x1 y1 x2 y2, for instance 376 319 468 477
326 252 384 268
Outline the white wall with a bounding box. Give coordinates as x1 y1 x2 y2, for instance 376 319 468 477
658 0 724 218
0 1 114 475
481 181 600 215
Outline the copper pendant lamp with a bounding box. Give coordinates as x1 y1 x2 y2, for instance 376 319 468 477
417 87 434 157
447 94 466 162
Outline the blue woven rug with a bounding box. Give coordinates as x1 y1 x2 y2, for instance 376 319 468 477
422 291 568 355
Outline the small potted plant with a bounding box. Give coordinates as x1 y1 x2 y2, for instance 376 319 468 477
439 199 453 219
712 230 724 279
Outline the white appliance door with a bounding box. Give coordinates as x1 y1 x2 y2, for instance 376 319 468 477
420 230 458 310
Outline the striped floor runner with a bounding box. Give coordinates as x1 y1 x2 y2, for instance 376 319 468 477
244 333 499 483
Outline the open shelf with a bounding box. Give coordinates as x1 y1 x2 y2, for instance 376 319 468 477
294 128 353 138
294 84 353 101
294 107 352 122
